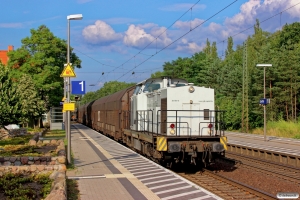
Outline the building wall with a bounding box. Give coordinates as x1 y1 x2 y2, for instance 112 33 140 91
0 45 14 65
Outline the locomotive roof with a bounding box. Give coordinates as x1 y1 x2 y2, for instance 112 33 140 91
137 77 188 85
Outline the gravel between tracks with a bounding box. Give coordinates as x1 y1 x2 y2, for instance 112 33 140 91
212 162 300 196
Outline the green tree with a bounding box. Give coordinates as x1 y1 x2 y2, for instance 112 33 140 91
8 25 81 111
0 65 21 126
151 71 165 78
16 74 46 126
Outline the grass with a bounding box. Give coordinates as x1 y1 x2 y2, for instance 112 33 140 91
0 172 53 200
67 179 80 200
251 120 300 139
42 129 66 140
0 135 32 146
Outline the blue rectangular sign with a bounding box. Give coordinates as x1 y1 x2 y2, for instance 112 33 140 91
259 98 267 105
72 81 86 95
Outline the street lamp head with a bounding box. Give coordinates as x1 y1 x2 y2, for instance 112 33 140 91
67 14 83 20
256 64 272 67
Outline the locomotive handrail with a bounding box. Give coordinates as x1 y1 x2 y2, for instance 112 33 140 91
136 110 153 133
156 109 226 136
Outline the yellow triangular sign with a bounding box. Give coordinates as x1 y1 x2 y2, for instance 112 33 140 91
60 63 76 77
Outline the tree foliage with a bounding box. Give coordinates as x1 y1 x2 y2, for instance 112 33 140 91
8 25 81 111
0 65 20 125
0 65 45 126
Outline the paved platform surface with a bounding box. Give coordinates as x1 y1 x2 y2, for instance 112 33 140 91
67 124 222 200
226 131 300 156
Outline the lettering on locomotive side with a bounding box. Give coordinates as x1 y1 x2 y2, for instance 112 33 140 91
198 100 213 102
171 100 179 102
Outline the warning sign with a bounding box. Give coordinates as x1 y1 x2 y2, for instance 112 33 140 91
60 63 76 77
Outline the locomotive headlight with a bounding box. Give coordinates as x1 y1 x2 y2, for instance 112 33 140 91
170 129 176 135
188 86 195 93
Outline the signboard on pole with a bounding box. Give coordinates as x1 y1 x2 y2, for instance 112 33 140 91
72 81 86 94
63 103 75 111
60 63 76 77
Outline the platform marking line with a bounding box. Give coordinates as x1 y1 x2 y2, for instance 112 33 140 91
121 163 152 168
75 126 161 200
129 166 158 172
125 164 152 170
143 178 178 185
133 169 165 175
68 175 105 180
161 190 205 200
117 158 146 163
116 157 144 161
119 161 150 166
189 195 211 200
148 181 186 190
116 159 145 164
155 185 192 195
136 172 170 178
140 174 174 181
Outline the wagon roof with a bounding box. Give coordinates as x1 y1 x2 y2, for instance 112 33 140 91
93 86 135 105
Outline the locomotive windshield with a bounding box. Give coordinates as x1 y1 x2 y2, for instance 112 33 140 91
143 81 161 92
134 85 142 95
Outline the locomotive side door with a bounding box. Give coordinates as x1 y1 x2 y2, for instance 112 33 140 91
180 103 200 136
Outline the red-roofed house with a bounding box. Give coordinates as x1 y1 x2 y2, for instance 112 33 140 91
0 45 14 65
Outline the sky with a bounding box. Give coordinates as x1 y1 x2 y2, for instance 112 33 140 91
1 0 300 93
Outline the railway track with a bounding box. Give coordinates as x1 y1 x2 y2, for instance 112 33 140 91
178 169 276 200
225 151 300 184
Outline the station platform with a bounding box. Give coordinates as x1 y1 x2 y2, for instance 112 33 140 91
225 131 300 156
67 124 222 200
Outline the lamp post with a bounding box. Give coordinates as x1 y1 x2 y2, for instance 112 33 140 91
256 64 272 142
66 14 83 164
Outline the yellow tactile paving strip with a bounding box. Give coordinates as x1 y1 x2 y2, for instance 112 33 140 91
76 127 161 200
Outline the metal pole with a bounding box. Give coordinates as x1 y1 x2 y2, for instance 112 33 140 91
264 67 266 142
67 19 71 164
64 78 66 139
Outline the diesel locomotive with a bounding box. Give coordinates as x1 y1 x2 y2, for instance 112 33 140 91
77 77 227 167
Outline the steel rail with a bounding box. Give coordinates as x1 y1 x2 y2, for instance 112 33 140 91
178 169 277 200
225 151 300 183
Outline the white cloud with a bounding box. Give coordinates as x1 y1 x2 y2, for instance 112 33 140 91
123 24 172 49
82 20 123 45
175 39 203 54
225 0 300 33
174 18 205 30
